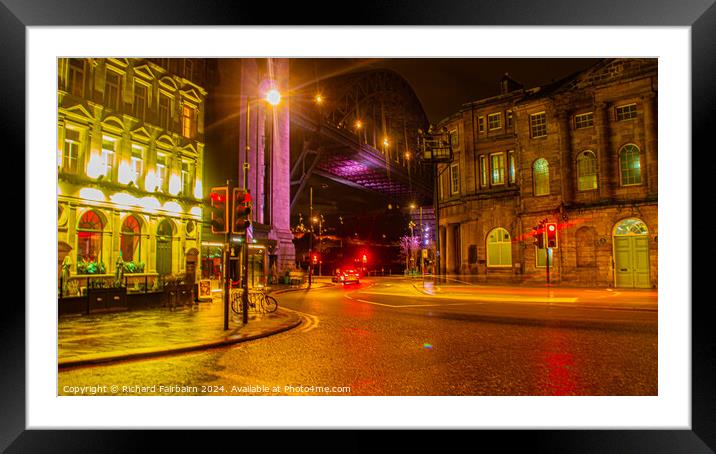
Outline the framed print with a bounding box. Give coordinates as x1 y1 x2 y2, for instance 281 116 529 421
5 0 712 450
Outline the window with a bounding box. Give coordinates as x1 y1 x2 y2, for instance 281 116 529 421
577 150 598 191
506 110 513 128
182 104 195 138
120 215 142 263
130 145 144 184
156 153 167 191
133 81 147 119
67 59 85 97
616 103 637 121
449 129 459 149
536 245 554 268
486 228 512 267
508 151 516 184
530 112 547 138
159 94 171 130
77 210 104 271
490 153 505 185
619 144 642 186
450 163 460 195
533 158 550 196
574 112 594 129
104 69 122 111
100 137 116 180
478 116 485 133
62 128 80 174
181 161 192 196
480 155 488 188
488 112 502 130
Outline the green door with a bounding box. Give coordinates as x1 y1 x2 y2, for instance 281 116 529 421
156 220 172 276
613 219 651 288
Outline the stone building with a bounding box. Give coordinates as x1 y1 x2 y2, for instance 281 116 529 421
57 58 207 294
436 59 657 288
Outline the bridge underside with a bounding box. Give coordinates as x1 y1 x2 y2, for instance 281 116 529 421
289 68 434 214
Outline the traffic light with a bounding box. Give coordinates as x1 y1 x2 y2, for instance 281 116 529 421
312 253 319 265
546 222 558 248
362 254 368 264
231 188 252 234
208 187 228 234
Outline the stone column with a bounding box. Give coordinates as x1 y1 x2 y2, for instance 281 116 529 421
595 103 613 199
558 111 574 205
642 93 657 196
268 58 296 270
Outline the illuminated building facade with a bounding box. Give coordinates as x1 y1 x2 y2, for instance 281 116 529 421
57 58 207 293
436 59 658 287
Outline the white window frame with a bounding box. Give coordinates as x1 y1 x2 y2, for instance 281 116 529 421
478 116 485 133
508 151 516 184
450 163 460 195
133 80 149 119
574 112 594 129
488 112 502 130
616 103 638 121
100 136 116 180
62 128 81 173
490 152 505 186
486 227 512 268
530 112 547 138
130 144 144 184
156 152 167 191
480 155 488 188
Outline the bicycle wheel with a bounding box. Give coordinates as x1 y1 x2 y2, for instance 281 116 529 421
263 295 278 313
230 290 242 315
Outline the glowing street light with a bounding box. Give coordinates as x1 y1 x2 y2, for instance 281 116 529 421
266 88 281 106
383 137 390 147
314 94 324 105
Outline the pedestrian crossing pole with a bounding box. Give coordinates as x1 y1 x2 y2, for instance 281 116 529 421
223 179 231 331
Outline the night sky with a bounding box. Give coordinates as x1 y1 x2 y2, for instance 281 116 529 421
290 58 602 124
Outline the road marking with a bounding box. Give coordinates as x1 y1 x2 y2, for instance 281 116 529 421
279 307 320 333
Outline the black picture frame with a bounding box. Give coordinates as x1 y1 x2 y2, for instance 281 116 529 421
5 0 709 450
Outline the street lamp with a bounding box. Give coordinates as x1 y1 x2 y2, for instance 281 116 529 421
265 88 281 106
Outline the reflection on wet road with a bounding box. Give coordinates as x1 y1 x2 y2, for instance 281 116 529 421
59 278 657 396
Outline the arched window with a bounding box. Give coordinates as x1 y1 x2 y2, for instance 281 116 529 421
486 227 512 267
577 151 598 191
77 210 104 273
619 144 642 186
120 215 142 262
533 158 550 196
614 218 649 236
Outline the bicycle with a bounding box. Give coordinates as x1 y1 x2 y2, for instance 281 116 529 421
230 285 278 314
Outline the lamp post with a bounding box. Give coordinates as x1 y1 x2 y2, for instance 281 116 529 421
238 85 281 325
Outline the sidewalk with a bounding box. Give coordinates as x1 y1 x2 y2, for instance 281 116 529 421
58 282 330 369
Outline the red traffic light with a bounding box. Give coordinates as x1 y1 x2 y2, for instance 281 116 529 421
209 186 228 234
545 222 558 248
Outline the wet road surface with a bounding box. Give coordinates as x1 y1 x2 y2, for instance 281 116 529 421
58 278 657 396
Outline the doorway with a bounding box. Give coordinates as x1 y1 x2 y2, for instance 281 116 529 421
612 218 650 288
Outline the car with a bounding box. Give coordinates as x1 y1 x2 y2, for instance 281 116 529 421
339 269 360 284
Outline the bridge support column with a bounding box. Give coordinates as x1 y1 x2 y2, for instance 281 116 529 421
268 58 296 271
